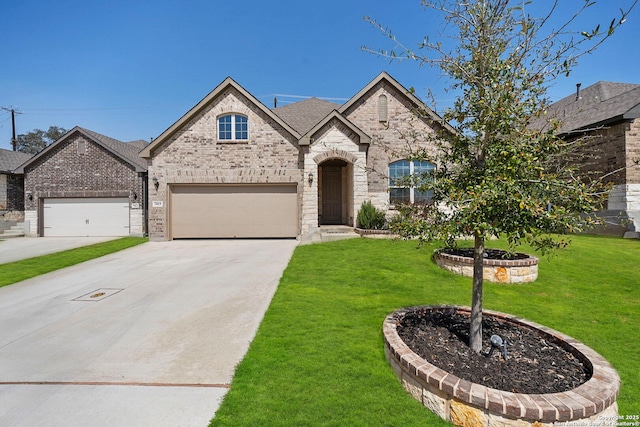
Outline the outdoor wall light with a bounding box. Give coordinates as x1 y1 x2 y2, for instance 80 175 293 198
152 177 159 190
308 172 314 185
132 191 138 201
487 334 508 361
26 191 33 201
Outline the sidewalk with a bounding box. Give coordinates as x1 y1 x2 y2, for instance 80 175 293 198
0 237 119 264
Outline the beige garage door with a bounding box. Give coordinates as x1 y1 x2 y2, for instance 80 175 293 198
170 184 298 238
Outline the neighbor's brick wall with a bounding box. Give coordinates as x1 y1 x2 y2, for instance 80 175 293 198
23 132 145 236
0 174 6 210
0 173 25 215
568 121 629 187
342 82 442 210
626 119 640 184
147 86 302 240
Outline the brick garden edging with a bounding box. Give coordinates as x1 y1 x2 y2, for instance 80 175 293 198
384 305 619 426
354 228 396 239
434 250 539 283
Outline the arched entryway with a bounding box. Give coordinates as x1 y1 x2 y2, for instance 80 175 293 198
318 159 352 226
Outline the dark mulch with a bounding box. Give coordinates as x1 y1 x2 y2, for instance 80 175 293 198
441 248 530 260
397 309 589 394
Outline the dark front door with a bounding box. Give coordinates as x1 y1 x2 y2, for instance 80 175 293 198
322 166 342 224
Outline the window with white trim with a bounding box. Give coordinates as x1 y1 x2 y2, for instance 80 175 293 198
389 160 435 204
218 114 248 141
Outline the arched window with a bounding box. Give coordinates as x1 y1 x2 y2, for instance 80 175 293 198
218 114 248 140
388 160 435 205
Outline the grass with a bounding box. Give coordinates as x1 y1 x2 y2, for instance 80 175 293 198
210 235 640 426
0 237 148 288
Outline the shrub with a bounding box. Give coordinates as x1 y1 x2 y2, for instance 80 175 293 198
357 200 387 230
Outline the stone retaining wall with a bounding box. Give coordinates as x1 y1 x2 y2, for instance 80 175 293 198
384 306 620 427
434 251 538 283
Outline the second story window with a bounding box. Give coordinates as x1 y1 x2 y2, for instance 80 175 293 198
218 114 248 141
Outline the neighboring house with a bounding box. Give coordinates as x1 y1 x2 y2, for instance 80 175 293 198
0 148 32 221
140 71 453 241
541 81 640 236
15 127 149 237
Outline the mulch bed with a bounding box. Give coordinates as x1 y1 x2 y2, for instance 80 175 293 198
440 248 530 260
397 309 589 394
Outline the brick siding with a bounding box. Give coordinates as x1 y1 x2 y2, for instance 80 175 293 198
23 133 145 236
147 87 302 240
342 82 441 205
1 173 25 213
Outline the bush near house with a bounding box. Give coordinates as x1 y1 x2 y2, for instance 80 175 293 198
357 200 387 230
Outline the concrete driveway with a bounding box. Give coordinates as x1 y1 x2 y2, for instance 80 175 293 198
0 239 298 426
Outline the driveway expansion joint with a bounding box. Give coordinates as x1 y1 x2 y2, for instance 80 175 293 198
0 381 230 389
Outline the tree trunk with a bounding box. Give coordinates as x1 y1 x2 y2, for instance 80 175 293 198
469 233 484 353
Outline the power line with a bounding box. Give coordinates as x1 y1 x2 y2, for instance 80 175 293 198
271 94 349 101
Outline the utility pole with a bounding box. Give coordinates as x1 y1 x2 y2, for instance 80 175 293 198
1 107 20 151
11 109 16 151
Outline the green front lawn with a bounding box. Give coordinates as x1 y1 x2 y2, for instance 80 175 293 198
211 235 640 426
0 237 147 288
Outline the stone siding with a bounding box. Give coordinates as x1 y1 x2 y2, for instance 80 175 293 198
147 87 302 240
302 120 368 234
23 132 145 236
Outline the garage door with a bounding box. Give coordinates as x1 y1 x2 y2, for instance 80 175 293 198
170 185 298 238
43 198 130 237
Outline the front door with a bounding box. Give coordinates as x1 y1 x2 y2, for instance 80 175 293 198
322 166 342 224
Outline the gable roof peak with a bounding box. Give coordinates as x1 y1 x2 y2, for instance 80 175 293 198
140 76 301 158
339 71 455 135
15 126 147 173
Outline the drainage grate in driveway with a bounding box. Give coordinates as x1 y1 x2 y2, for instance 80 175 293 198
73 288 123 302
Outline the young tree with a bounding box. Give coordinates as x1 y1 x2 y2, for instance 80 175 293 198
16 126 67 154
364 0 636 353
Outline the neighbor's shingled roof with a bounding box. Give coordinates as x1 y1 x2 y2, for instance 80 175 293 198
79 127 149 171
15 127 148 173
0 148 32 173
543 81 640 135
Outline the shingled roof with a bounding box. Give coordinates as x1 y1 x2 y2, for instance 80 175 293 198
15 127 148 173
544 81 640 135
272 97 341 135
0 148 32 173
79 127 148 171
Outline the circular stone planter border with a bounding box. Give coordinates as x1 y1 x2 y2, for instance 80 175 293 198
434 250 539 283
384 305 619 426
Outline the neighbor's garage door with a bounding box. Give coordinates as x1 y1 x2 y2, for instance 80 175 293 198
170 185 298 238
43 198 130 237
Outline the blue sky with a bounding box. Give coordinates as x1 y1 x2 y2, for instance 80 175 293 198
1 0 638 150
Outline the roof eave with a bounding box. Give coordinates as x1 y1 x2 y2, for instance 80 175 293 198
559 114 630 137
